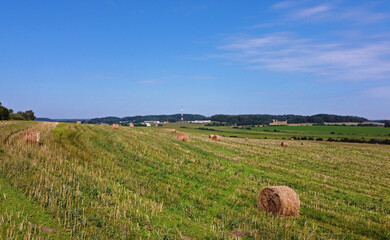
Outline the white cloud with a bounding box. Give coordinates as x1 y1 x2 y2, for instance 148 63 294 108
362 86 390 98
293 5 331 18
218 32 390 81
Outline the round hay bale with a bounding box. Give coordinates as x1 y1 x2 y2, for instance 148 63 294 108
301 142 305 145
129 123 134 128
258 186 300 217
244 137 249 141
281 141 288 147
171 129 177 133
112 124 119 130
176 132 189 142
211 134 221 141
209 134 214 139
23 130 40 144
290 138 294 140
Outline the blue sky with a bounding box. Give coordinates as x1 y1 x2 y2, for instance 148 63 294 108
1 0 390 119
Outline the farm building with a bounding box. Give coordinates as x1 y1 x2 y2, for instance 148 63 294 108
188 120 211 124
269 119 288 126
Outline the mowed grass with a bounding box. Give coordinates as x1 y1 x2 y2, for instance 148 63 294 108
0 121 389 239
166 123 390 141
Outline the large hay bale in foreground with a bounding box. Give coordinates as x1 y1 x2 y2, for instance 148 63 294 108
209 134 214 139
23 130 40 144
171 129 177 133
258 186 300 217
112 124 119 130
211 134 221 141
176 132 189 142
281 141 288 147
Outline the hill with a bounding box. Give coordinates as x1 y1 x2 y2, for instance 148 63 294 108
0 121 389 239
89 114 208 124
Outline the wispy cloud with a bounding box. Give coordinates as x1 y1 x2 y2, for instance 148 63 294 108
272 1 389 24
362 86 390 98
218 32 390 81
293 5 331 19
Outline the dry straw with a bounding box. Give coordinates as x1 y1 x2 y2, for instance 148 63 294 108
23 130 40 144
176 132 189 142
211 134 221 141
258 186 300 217
281 141 288 147
171 129 177 133
112 124 119 130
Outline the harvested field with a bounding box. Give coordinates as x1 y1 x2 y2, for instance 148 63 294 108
0 121 389 239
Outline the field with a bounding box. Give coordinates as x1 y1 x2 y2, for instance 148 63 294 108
0 121 389 239
167 123 390 142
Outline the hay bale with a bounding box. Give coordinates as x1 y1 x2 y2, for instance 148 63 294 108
301 142 305 145
211 134 221 141
23 130 40 144
290 138 294 140
129 123 134 128
171 129 177 133
176 132 189 142
209 134 214 139
112 124 119 130
281 141 288 147
258 186 300 217
244 137 249 141
76 121 81 124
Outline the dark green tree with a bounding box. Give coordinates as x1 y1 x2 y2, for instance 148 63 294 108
0 102 10 120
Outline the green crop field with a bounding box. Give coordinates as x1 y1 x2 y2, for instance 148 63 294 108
165 123 390 142
0 121 389 239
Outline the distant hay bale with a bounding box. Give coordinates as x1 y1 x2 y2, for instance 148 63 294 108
176 132 189 142
171 129 177 133
209 134 214 139
129 123 134 128
23 130 40 144
301 142 305 145
290 138 294 140
112 124 119 130
211 134 221 141
258 186 300 217
281 141 288 147
244 137 249 141
76 121 81 124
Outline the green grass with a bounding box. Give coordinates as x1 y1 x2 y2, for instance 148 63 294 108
0 121 389 239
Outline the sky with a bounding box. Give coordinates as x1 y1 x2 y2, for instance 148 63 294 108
1 0 390 119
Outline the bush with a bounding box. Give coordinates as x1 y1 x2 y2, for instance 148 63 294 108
308 137 314 140
330 132 335 134
316 138 323 141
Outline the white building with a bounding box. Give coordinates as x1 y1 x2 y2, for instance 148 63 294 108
188 120 211 124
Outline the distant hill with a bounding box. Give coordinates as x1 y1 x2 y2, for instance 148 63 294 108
89 114 208 124
37 113 371 125
210 114 368 125
36 118 91 123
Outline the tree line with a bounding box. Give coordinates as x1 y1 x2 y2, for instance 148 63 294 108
210 114 368 126
0 102 36 121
